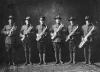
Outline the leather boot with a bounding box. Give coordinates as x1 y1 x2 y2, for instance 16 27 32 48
59 50 64 64
55 51 59 64
84 49 88 64
29 48 32 65
24 49 28 65
8 52 11 66
88 50 91 64
39 53 43 65
68 51 73 64
73 51 76 64
43 53 47 65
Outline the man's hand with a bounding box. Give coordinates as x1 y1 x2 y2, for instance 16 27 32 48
81 36 84 41
89 37 92 42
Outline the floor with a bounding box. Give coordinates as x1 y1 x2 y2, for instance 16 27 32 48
1 62 100 72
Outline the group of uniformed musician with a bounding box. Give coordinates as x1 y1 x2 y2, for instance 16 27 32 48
1 15 96 66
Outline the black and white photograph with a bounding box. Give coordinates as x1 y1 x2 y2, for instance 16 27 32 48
0 0 100 72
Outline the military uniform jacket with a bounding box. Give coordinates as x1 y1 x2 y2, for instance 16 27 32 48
20 24 33 42
51 23 65 42
82 23 94 41
2 24 17 44
67 24 79 41
36 24 49 42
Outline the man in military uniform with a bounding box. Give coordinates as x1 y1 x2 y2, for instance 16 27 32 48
66 17 79 64
51 15 65 64
81 16 95 64
36 16 49 65
20 16 33 65
1 15 17 66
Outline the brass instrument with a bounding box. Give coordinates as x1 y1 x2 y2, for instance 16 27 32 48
51 24 63 40
21 25 33 41
8 24 15 37
65 25 78 42
36 26 47 41
78 25 95 48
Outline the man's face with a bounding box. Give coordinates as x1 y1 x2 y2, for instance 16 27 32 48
39 18 44 25
8 19 12 24
85 20 90 25
25 20 29 25
55 19 60 24
70 20 74 25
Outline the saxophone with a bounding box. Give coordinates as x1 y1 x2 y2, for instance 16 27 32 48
36 26 47 41
78 25 95 48
8 24 15 37
51 24 63 40
21 25 33 41
65 25 78 42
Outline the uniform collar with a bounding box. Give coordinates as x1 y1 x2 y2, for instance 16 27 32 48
71 24 76 27
40 23 46 27
86 23 92 27
56 23 62 26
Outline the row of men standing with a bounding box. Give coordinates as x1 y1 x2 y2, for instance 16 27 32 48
1 15 96 66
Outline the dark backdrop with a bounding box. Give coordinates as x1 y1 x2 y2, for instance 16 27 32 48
0 0 100 65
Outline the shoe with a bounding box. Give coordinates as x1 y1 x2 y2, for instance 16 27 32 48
60 61 64 64
31 63 33 65
73 61 76 64
88 61 92 65
12 63 16 66
55 61 59 64
8 63 11 66
24 62 28 65
84 61 88 64
68 60 72 64
39 62 42 65
29 62 32 65
43 61 47 65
